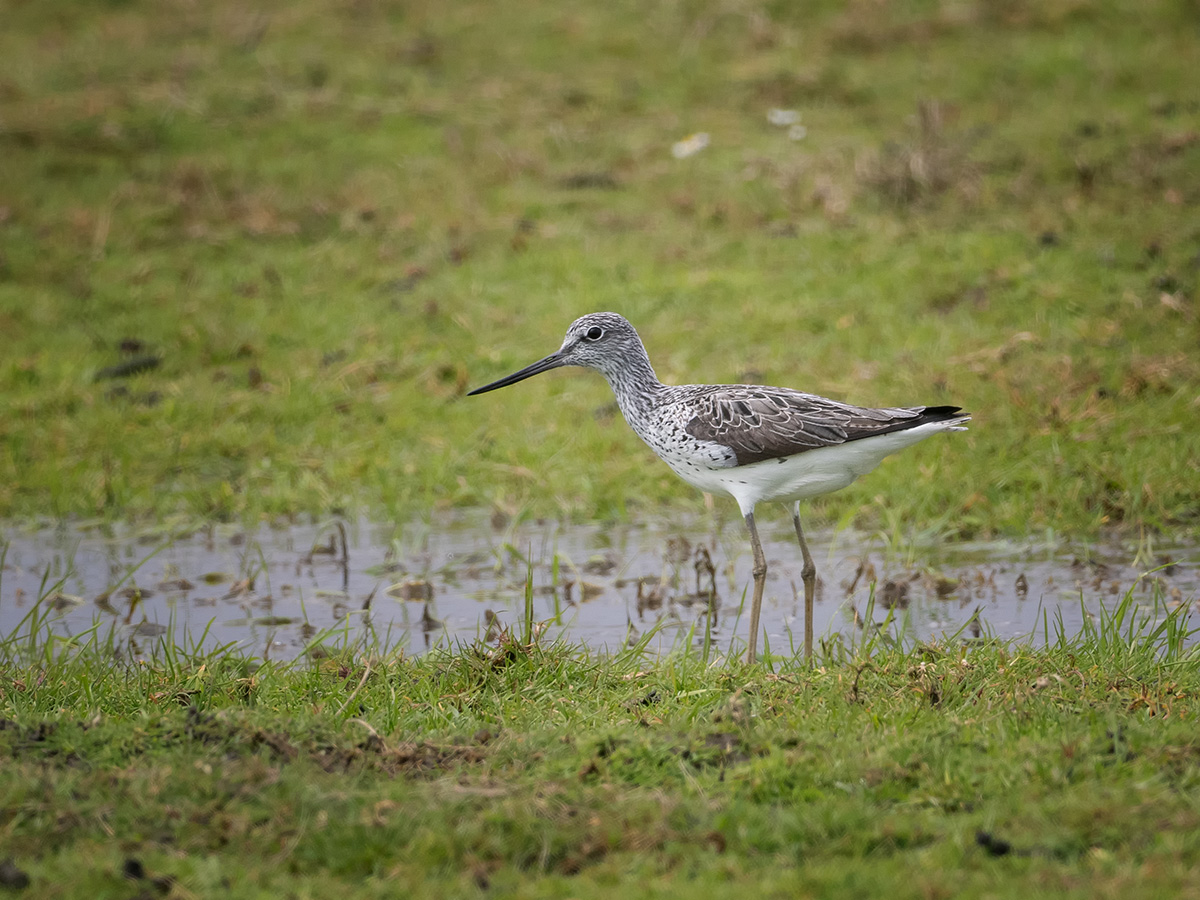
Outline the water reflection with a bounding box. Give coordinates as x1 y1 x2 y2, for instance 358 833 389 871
0 513 1196 661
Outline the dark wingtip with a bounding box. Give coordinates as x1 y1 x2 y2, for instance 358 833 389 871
920 405 970 420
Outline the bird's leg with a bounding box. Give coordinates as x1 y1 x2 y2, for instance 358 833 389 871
791 504 816 661
744 511 767 664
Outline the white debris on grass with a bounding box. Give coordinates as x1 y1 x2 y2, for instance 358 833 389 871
671 132 710 159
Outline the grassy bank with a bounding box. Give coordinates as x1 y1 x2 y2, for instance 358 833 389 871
1 593 1197 897
2 0 1198 532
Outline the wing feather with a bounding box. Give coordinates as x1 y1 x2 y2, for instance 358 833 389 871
682 386 959 466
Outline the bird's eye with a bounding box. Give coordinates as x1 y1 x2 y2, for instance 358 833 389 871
585 326 604 341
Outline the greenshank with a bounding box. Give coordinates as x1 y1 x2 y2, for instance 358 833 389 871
468 312 970 662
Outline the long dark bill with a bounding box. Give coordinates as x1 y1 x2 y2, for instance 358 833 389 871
466 351 566 396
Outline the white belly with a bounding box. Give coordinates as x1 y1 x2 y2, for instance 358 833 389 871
660 420 962 515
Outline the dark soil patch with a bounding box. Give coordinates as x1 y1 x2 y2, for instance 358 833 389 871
3 708 489 778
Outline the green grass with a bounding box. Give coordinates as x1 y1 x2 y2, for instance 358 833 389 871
2 6 1199 889
1 0 1198 532
2 583 1198 897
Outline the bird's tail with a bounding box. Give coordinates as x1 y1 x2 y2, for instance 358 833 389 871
919 405 971 431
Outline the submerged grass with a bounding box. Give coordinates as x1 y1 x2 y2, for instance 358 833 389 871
2 574 1198 897
1 0 1198 533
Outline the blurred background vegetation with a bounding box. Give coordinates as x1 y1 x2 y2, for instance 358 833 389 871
1 0 1197 534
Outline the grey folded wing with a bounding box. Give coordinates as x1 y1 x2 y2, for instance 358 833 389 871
682 386 959 466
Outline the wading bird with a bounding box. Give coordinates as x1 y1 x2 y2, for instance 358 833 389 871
468 312 969 662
